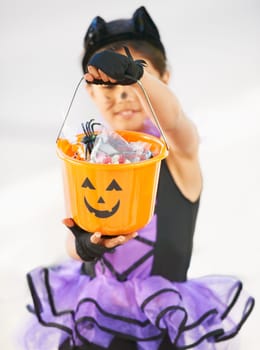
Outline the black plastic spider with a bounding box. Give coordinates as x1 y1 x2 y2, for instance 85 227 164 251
81 119 101 159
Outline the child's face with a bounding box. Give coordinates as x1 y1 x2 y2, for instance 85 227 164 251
86 47 165 132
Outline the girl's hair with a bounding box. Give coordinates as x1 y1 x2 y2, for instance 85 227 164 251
81 6 167 76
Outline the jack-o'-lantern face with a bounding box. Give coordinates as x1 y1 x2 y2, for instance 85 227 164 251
81 177 122 218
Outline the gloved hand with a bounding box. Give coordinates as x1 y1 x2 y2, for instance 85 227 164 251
63 218 137 261
85 46 146 85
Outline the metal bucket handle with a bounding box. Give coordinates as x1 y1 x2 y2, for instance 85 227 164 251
56 77 169 150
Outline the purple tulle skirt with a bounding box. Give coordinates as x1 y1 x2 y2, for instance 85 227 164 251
23 259 254 350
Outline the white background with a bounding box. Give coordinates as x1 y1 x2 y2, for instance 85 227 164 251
0 0 259 349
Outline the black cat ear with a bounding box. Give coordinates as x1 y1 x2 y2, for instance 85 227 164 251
133 6 160 39
84 16 107 49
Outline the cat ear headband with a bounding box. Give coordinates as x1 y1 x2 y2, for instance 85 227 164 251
82 6 166 70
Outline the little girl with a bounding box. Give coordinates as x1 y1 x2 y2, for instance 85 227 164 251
24 6 254 350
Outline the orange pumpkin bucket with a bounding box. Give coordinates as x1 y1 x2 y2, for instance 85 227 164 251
57 130 168 235
56 78 169 235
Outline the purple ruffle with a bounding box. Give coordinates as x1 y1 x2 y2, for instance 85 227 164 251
24 259 254 350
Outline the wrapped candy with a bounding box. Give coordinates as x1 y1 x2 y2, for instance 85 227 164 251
65 120 153 163
89 128 152 164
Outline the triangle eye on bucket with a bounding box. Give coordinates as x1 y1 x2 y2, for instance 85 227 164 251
106 180 122 191
82 177 95 189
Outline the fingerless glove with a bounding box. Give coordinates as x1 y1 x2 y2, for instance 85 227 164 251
87 46 146 85
68 223 113 261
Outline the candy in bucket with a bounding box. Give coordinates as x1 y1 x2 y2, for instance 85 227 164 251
63 119 153 164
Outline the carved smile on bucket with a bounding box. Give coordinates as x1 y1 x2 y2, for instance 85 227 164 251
84 197 120 218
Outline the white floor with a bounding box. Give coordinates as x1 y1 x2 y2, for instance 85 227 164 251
0 1 259 349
